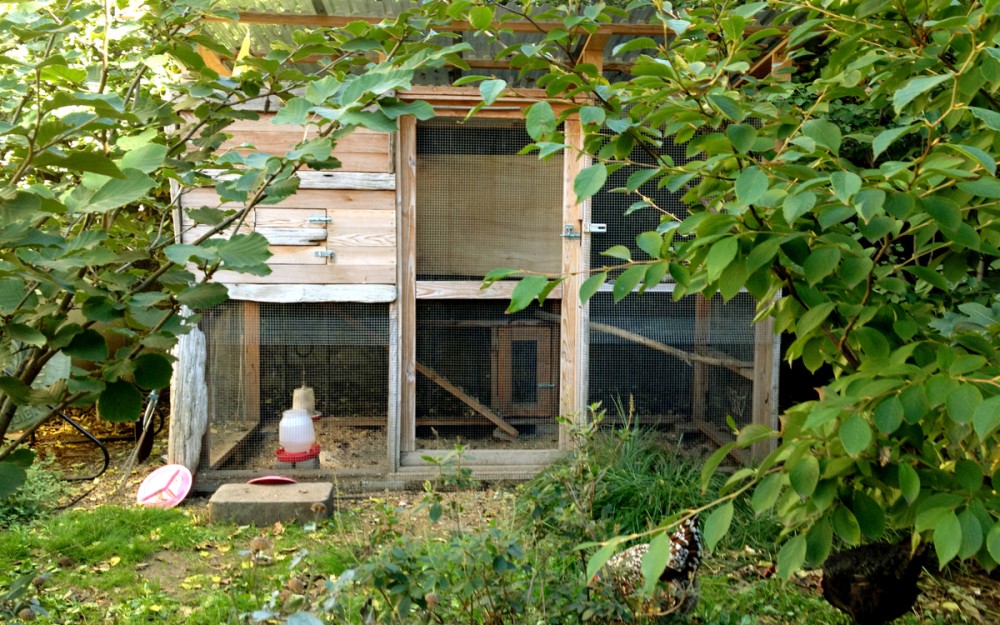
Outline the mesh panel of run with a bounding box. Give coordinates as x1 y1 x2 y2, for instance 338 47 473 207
587 291 757 456
416 118 564 280
590 139 692 270
199 300 390 475
415 300 561 450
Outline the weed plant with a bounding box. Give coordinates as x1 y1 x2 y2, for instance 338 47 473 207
0 458 73 528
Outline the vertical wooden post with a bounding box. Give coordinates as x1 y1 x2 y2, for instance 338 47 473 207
557 35 608 449
691 294 711 423
560 118 589 450
397 115 417 454
752 314 777 460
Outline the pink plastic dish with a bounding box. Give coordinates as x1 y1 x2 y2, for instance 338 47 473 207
136 464 192 509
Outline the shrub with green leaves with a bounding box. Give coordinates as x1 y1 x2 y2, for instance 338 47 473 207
0 0 476 489
468 0 1000 576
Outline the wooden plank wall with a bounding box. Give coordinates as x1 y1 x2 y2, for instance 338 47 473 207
177 116 397 285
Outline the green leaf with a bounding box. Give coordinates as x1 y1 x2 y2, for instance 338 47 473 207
973 395 1000 440
579 106 605 126
898 463 921 503
132 353 172 390
84 169 155 213
700 442 737 492
63 329 108 361
525 101 556 141
98 380 143 423
507 276 549 313
969 106 1000 131
840 414 873 456
216 233 272 271
806 519 833 566
955 460 983 495
958 509 984 560
726 123 757 154
802 119 841 154
752 473 783 515
640 532 671 595
796 302 835 337
893 74 951 114
483 268 520 281
479 79 506 105
574 163 608 203
830 171 862 204
833 505 861 545
612 266 646 302
586 538 628 580
176 282 229 310
6 323 46 347
789 455 819 499
933 511 962 568
735 167 768 207
872 124 916 159
783 192 817 222
707 94 741 121
946 384 982 425
776 535 807 579
272 96 313 126
118 142 168 174
987 523 1000 563
600 245 632 261
958 177 1000 199
874 396 904 433
803 247 840 286
0 462 27 499
703 503 734 552
469 5 494 29
636 232 662 258
923 196 962 231
579 272 607 304
706 237 739 281
853 491 886 540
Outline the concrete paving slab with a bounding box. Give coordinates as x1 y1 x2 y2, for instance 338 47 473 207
209 482 333 525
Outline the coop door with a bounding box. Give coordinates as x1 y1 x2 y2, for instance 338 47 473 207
494 326 556 417
254 208 328 265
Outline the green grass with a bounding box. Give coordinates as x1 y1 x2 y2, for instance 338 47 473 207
1 430 995 624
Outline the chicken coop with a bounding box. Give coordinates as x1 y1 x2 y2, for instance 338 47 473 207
167 3 786 491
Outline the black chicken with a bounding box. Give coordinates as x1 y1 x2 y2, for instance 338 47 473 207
595 514 702 616
821 540 926 625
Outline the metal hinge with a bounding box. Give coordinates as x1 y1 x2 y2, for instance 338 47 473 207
308 215 332 224
538 382 556 389
313 250 336 259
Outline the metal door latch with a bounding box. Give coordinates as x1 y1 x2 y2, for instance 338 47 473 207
561 224 581 239
584 223 607 233
308 215 332 224
313 250 336 259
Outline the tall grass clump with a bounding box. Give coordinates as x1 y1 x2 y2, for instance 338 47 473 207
517 404 781 554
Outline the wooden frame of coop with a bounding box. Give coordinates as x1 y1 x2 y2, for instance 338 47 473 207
168 12 787 491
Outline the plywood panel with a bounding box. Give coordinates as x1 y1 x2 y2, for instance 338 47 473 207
219 119 392 172
416 154 562 277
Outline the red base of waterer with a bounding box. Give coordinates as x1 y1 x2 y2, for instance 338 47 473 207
275 444 321 462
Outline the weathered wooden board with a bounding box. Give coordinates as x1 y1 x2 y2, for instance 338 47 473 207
219 119 392 173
